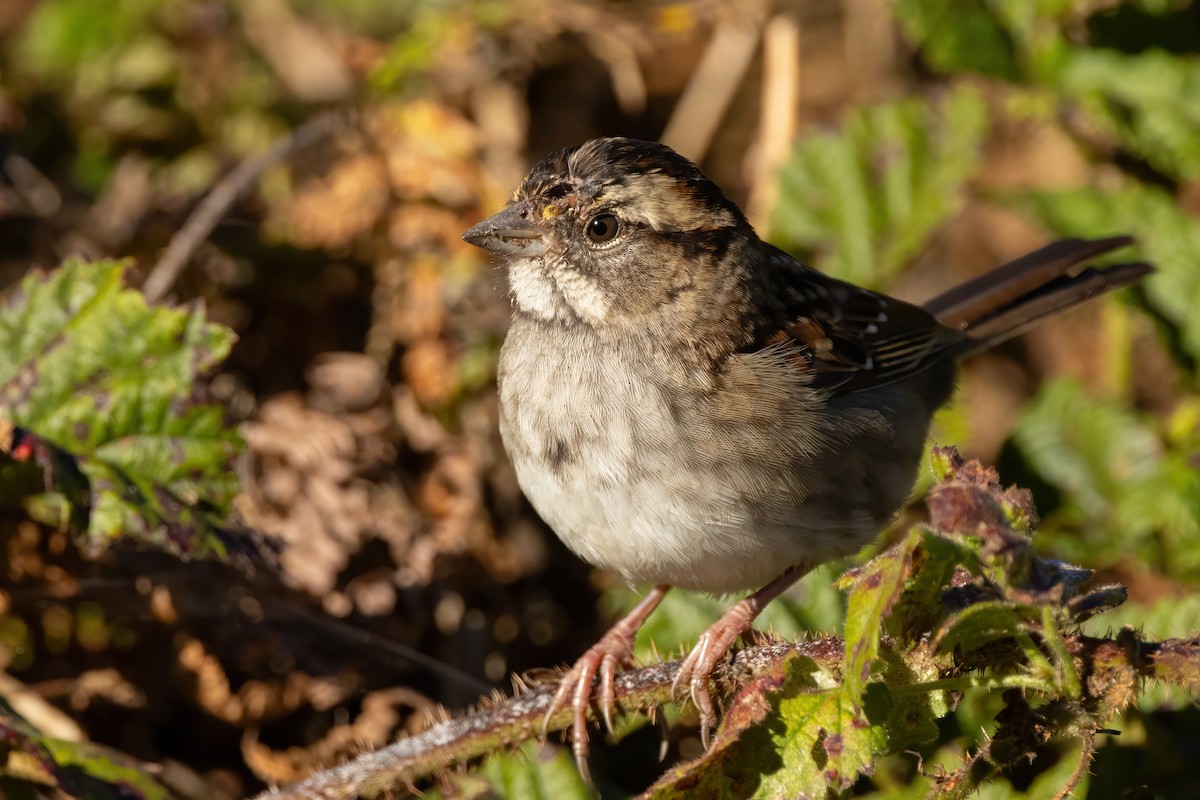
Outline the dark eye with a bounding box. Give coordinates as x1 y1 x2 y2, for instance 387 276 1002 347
585 214 620 244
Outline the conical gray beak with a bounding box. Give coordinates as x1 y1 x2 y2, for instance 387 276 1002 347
462 205 545 257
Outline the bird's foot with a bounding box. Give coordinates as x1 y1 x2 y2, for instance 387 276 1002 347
671 602 756 747
543 585 670 784
671 564 810 747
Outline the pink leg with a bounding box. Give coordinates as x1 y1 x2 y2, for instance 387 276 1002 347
545 584 671 783
673 565 809 745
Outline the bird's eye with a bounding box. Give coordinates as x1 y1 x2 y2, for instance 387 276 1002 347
585 214 620 245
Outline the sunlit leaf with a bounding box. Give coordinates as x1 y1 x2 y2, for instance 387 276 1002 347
894 0 1021 79
0 259 242 555
838 533 915 699
646 654 886 799
1058 48 1200 181
0 699 170 800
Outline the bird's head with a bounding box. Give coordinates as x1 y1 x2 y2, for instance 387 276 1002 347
463 137 755 333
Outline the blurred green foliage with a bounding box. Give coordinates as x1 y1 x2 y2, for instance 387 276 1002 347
897 0 1200 181
435 741 594 800
0 696 170 800
1014 379 1200 576
772 85 988 287
1021 183 1200 365
769 2 1200 584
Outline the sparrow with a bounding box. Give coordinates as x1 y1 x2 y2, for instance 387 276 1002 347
462 136 1150 779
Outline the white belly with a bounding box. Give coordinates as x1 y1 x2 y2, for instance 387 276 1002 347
497 321 874 594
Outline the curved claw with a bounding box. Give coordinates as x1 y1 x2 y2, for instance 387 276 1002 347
671 566 812 749
598 652 619 736
673 626 741 747
540 646 611 782
541 585 672 783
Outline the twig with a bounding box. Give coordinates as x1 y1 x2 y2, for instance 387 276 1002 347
1052 730 1095 800
747 11 801 233
143 110 352 303
660 5 765 164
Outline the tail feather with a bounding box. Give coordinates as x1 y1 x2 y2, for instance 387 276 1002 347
921 237 1152 358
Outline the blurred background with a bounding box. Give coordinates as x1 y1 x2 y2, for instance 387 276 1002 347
1 0 1199 797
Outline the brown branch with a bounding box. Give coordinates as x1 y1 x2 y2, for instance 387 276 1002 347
143 110 352 303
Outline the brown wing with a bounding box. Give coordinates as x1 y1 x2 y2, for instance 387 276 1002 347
750 248 966 395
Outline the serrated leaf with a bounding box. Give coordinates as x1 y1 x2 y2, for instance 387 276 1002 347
0 259 241 555
890 529 977 641
771 84 987 287
1015 380 1160 518
899 0 1200 181
429 741 591 800
1057 48 1200 181
839 533 916 700
894 0 1021 80
483 741 592 800
1012 379 1200 576
609 565 847 662
873 649 942 748
647 654 886 799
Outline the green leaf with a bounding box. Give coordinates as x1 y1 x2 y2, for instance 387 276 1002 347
894 0 1021 79
647 654 886 799
771 84 988 287
838 533 916 700
0 698 171 800
1057 48 1200 181
890 529 977 642
899 1 1200 181
16 0 174 79
1015 380 1161 519
481 741 592 800
1012 379 1200 576
935 601 1030 657
611 565 847 662
428 741 592 800
0 259 242 556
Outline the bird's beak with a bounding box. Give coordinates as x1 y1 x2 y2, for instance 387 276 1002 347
462 205 545 257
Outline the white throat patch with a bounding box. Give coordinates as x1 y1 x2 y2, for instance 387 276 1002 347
507 257 611 325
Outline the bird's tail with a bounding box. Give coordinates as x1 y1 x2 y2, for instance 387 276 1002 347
922 236 1153 358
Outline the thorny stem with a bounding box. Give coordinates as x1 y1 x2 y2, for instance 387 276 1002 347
252 634 1200 800
252 639 843 800
889 673 1053 697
